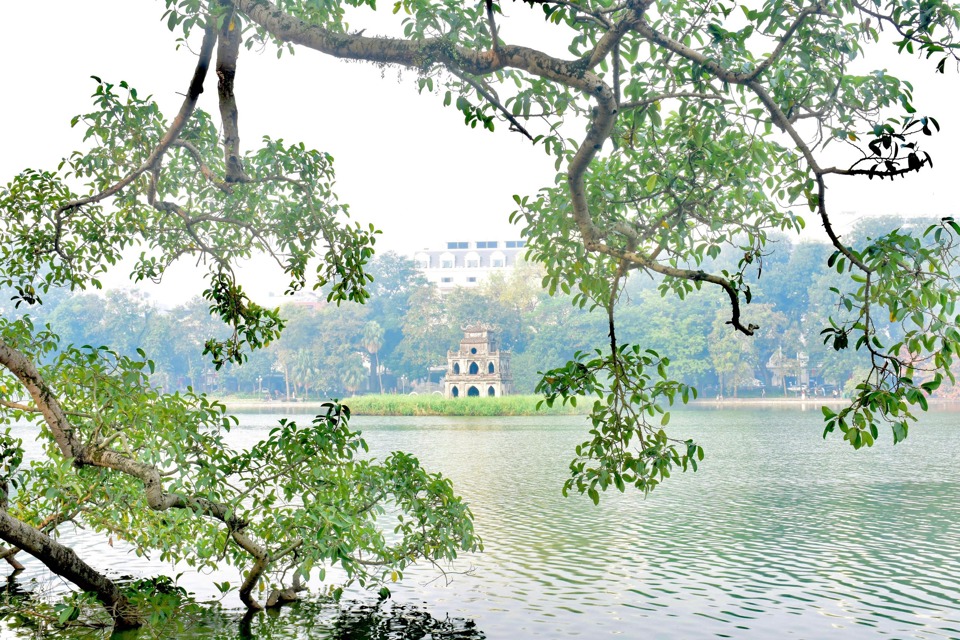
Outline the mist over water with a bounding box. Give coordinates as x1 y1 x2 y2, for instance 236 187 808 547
6 407 960 639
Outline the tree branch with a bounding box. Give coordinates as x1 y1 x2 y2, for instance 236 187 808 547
619 91 728 111
485 0 501 63
0 510 139 628
217 3 249 183
170 140 234 193
451 70 534 140
743 2 829 82
56 23 218 215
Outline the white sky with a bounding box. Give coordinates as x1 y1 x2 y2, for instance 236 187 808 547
2 1 958 305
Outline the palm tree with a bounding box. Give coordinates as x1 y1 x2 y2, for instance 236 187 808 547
292 348 315 400
340 354 367 397
362 321 385 394
274 349 293 401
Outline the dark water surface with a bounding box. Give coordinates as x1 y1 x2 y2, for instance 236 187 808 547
4 406 960 638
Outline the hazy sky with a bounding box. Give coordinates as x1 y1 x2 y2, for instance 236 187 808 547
2 2 958 304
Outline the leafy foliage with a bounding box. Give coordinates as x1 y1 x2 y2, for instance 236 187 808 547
0 22 475 629
538 345 699 499
5 0 960 629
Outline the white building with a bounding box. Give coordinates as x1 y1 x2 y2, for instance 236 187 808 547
413 240 526 292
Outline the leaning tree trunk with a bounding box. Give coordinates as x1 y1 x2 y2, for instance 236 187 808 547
0 510 140 629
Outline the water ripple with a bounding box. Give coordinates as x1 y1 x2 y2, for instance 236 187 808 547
6 408 960 639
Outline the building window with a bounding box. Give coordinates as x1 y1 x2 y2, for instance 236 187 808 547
469 362 479 375
414 252 430 268
447 241 468 249
467 277 477 283
490 250 506 268
466 259 479 268
452 386 460 398
476 241 499 249
441 277 453 283
441 260 454 269
506 240 525 248
467 386 480 397
453 363 460 374
488 362 495 374
464 251 480 268
487 386 496 397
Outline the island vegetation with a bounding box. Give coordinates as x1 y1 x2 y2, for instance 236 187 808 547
1 0 959 634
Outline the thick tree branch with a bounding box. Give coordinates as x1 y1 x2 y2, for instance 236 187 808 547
236 0 598 84
485 0 501 63
0 340 280 611
585 4 649 69
0 342 83 458
217 4 249 183
567 84 619 249
0 510 138 628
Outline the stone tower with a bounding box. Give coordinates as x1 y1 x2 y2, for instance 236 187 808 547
444 324 512 398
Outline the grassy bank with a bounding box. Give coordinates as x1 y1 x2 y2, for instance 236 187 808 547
341 394 587 416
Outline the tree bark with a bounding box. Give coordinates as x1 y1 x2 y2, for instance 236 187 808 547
0 511 139 629
217 3 248 182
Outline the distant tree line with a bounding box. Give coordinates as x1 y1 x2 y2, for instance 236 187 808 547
4 216 955 400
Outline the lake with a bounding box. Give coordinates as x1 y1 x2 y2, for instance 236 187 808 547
3 406 960 638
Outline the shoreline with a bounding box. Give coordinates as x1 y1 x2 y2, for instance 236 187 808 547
213 396 960 415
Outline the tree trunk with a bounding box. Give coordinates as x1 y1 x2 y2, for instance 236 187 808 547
0 511 140 630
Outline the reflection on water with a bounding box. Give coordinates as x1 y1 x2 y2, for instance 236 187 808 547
1 592 484 640
4 407 960 638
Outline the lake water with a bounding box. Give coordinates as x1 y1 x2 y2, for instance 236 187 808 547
4 406 960 639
